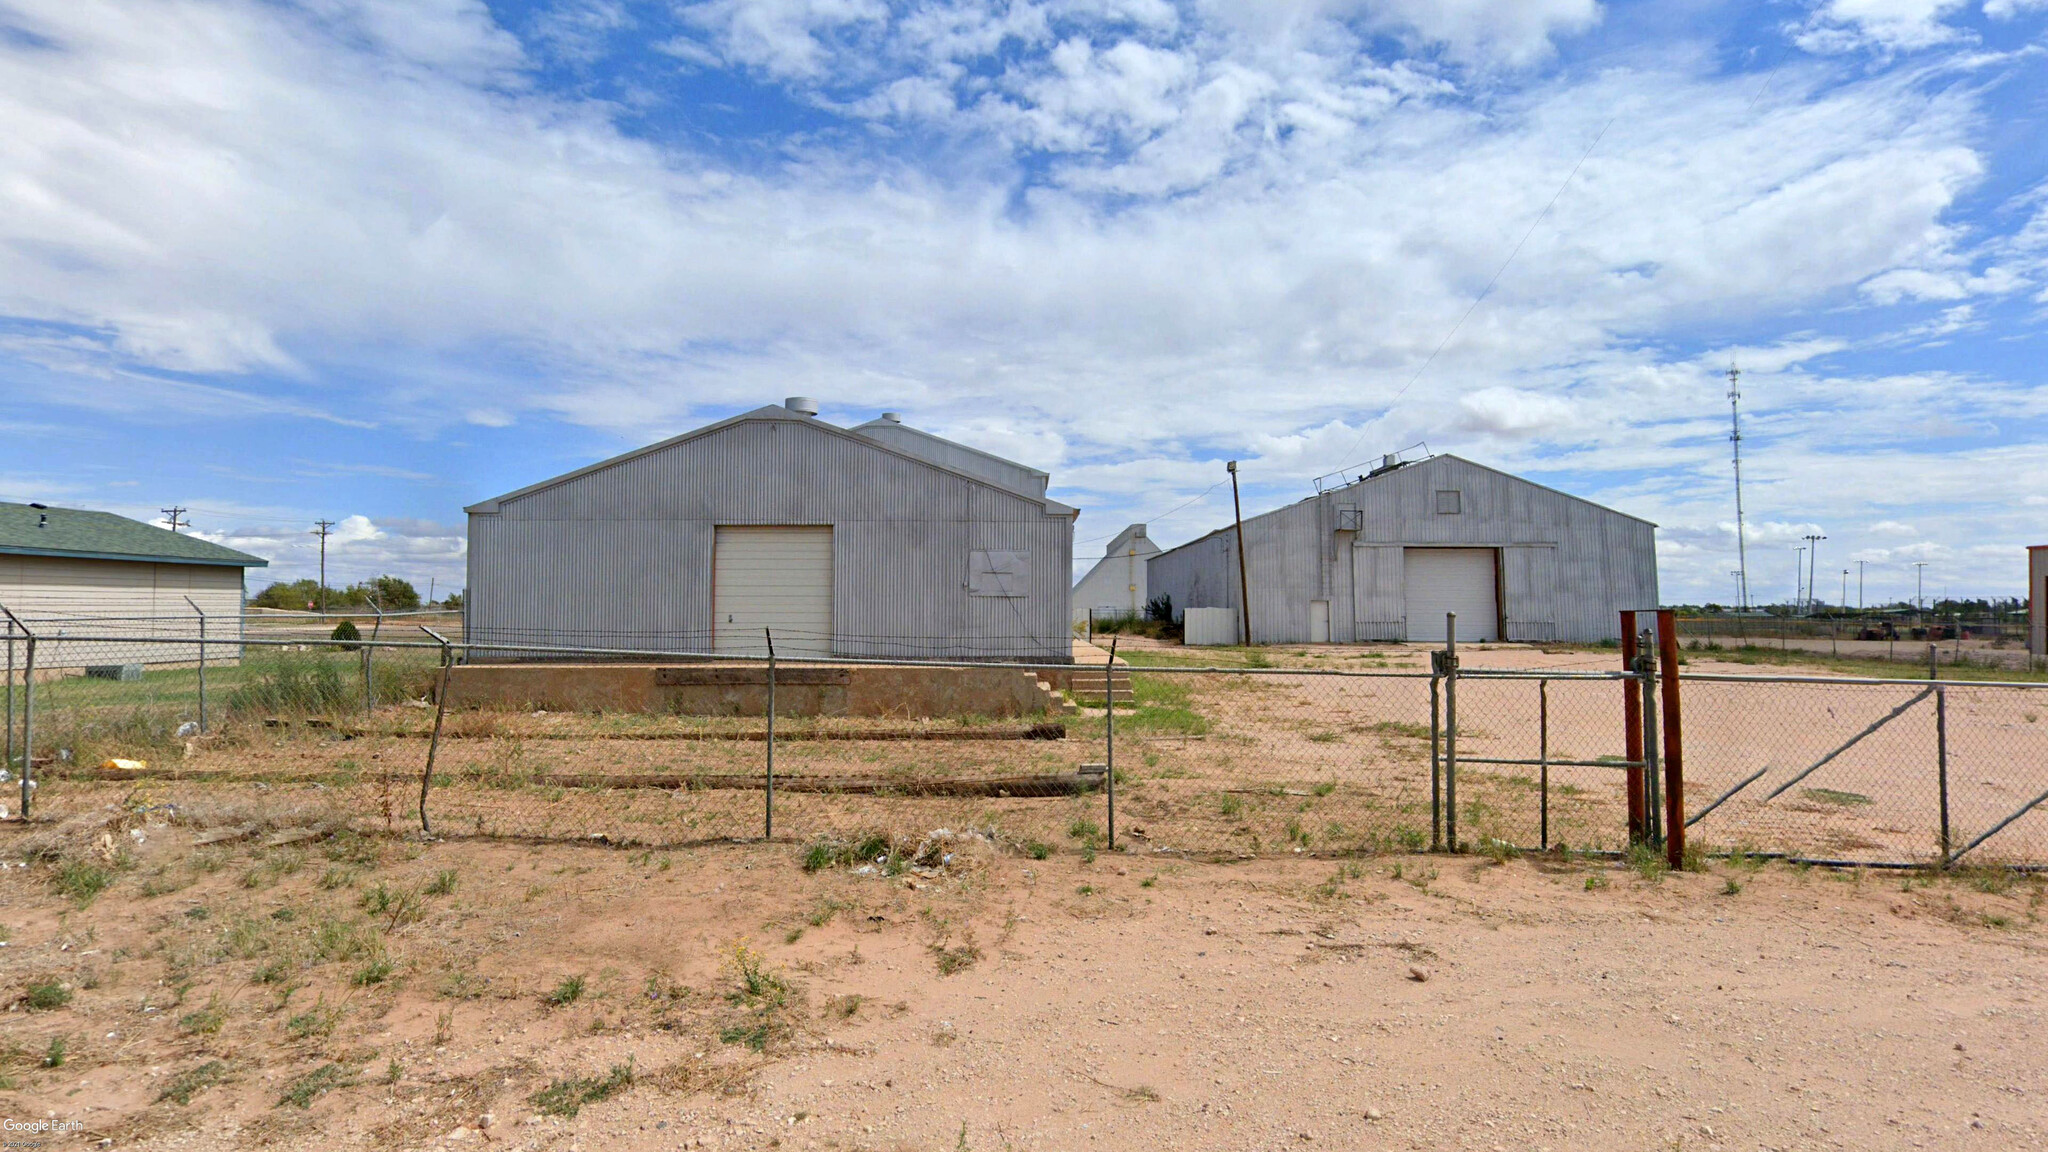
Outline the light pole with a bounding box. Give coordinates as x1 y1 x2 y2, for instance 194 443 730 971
1856 560 1866 612
1794 547 1806 607
1731 570 1744 610
1914 562 1928 613
1802 534 1826 613
1841 569 1849 613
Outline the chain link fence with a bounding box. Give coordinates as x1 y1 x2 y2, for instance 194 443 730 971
6 614 2047 868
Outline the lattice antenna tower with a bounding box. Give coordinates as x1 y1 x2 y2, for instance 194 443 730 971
1727 364 1750 611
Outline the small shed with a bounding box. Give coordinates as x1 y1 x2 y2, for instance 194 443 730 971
1071 523 1160 625
0 502 267 667
466 400 1078 662
1146 454 1657 644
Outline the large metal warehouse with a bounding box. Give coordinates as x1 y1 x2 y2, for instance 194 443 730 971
1146 454 1657 644
465 400 1077 662
1070 523 1160 625
0 501 267 666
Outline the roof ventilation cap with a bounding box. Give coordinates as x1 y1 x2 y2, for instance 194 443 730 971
784 397 820 416
880 411 902 423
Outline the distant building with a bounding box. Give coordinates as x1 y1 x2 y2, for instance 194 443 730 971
1147 454 1657 644
0 502 267 666
466 400 1077 662
1072 524 1159 625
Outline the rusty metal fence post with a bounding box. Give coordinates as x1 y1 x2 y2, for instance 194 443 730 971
765 628 776 841
1105 635 1118 851
1620 610 1645 843
1657 609 1685 869
418 626 453 835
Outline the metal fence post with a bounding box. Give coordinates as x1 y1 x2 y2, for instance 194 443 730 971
1638 632 1661 847
1105 635 1118 851
1931 646 1949 866
184 596 208 734
1657 609 1685 869
0 606 32 820
1428 668 1442 852
418 626 453 836
364 598 385 718
1538 678 1549 852
1619 611 1645 843
764 627 776 841
1443 612 1458 854
5 617 14 782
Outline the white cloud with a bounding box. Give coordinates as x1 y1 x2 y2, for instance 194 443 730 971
0 0 2039 604
1794 0 1971 54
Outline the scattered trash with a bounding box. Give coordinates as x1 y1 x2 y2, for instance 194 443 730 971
101 758 148 772
175 721 199 737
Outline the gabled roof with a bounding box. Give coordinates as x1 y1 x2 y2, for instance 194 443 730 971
0 503 268 568
1151 453 1655 559
849 418 1050 500
467 404 1076 517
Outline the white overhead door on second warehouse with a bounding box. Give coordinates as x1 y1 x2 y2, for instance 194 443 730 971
1404 548 1498 642
714 526 834 657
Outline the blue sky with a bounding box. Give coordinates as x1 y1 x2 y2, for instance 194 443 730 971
3 0 2046 608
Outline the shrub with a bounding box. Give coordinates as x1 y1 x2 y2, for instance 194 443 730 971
329 620 362 650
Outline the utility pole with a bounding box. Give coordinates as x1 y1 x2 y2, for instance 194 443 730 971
1227 461 1252 647
1731 570 1744 610
1914 561 1928 613
1856 560 1866 611
161 506 188 533
1727 365 1750 611
312 520 337 614
1802 534 1825 614
1841 569 1849 613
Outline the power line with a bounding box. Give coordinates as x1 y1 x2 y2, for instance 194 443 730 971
1076 481 1226 546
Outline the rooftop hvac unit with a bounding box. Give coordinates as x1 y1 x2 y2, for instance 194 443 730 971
1334 507 1363 532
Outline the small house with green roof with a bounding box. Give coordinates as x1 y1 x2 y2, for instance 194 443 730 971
0 502 267 667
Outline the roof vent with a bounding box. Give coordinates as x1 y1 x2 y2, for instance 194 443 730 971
28 502 46 509
38 514 48 529
784 397 820 417
880 411 902 423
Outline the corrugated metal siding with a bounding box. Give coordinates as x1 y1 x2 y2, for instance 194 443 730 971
469 417 1072 661
1149 456 1657 644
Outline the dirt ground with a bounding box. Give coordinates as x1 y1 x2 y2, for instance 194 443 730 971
4 808 2046 1152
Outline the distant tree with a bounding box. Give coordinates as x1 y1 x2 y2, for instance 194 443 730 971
251 579 325 611
360 575 421 611
441 590 464 611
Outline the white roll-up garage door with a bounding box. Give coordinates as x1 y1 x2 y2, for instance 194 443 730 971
1404 548 1498 643
714 526 834 657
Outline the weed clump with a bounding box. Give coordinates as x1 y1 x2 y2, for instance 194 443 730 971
158 1060 228 1105
530 1060 634 1118
545 974 587 1007
22 980 71 1012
